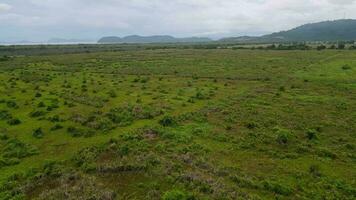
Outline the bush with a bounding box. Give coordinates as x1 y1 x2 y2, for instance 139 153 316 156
33 128 44 139
262 180 293 196
48 115 61 122
6 101 18 109
67 126 95 137
338 43 345 49
1 139 38 160
50 124 63 131
37 102 46 107
0 110 12 120
162 189 194 200
159 116 176 127
7 118 21 126
245 121 259 129
341 64 351 70
275 128 292 145
317 45 326 51
35 92 42 98
108 90 117 98
306 129 318 140
195 90 206 100
29 110 46 118
0 132 9 140
309 164 322 177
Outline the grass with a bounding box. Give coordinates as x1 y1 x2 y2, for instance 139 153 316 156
0 47 355 199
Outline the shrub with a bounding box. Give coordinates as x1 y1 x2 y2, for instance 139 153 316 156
50 124 63 131
1 138 38 160
29 110 46 118
309 164 322 177
159 116 176 127
275 128 292 145
262 180 293 196
195 90 206 100
306 129 318 140
108 90 117 98
37 102 46 107
0 110 12 120
6 101 18 109
317 45 326 51
341 64 351 70
0 55 10 62
67 126 95 137
245 121 259 129
162 189 194 200
7 118 21 126
48 115 61 122
33 128 44 139
35 92 42 98
0 132 9 140
337 43 345 49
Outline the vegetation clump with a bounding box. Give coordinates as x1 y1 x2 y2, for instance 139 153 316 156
32 128 44 139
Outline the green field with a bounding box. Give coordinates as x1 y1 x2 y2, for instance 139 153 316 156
0 47 355 199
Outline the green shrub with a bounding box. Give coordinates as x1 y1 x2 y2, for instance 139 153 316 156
37 102 46 107
29 110 46 118
195 90 206 100
0 132 9 140
50 124 63 131
309 164 322 177
159 116 176 127
306 129 318 140
231 175 260 189
7 118 21 126
162 189 194 200
67 126 95 137
108 90 117 98
275 128 292 145
262 180 292 196
245 121 259 129
48 115 61 122
0 110 12 120
6 101 18 109
32 128 44 139
1 138 38 160
35 92 42 98
341 64 351 70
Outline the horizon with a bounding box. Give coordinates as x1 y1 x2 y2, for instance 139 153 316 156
0 18 355 44
1 0 356 43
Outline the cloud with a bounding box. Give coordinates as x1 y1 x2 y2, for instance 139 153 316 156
328 0 356 5
1 0 356 41
0 3 11 12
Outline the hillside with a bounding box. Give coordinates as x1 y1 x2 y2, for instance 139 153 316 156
220 19 356 43
265 19 356 42
98 35 212 44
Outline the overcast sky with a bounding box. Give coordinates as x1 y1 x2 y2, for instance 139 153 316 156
1 0 356 41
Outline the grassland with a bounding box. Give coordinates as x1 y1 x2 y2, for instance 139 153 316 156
0 47 355 199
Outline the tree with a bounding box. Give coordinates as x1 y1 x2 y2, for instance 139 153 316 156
316 45 326 51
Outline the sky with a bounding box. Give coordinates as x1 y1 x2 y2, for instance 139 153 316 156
0 0 356 42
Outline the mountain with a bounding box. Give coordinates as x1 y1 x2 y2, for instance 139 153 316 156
220 19 356 43
98 35 212 44
218 36 262 43
264 19 356 42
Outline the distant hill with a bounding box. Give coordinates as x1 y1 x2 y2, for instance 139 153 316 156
220 19 356 43
98 35 212 44
264 19 356 42
218 36 264 43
